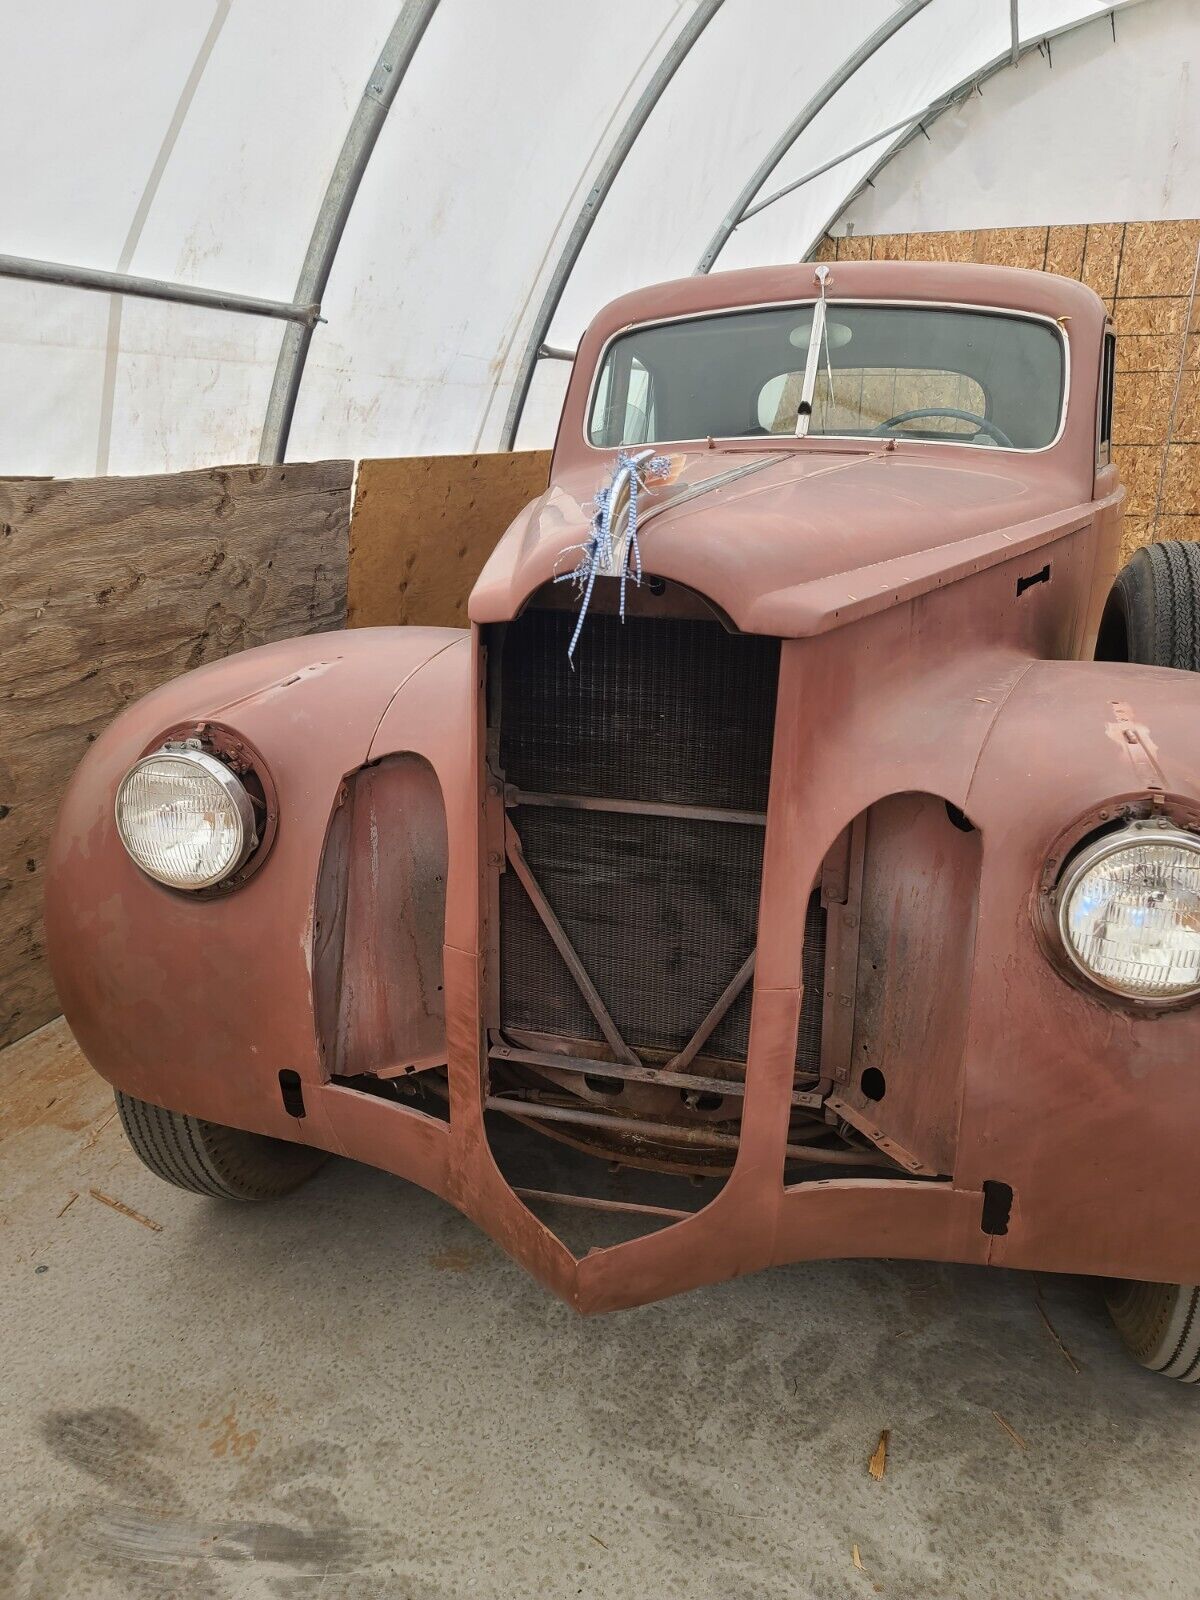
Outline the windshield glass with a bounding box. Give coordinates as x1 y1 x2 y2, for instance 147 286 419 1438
588 303 1065 452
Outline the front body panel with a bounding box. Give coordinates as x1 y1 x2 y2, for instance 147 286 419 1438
45 262 1195 1313
45 550 1200 1310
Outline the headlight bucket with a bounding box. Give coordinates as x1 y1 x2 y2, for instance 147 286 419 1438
116 741 259 890
1053 818 1200 1003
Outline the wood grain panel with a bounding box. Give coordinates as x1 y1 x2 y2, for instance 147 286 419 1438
0 460 351 1049
972 226 1047 270
905 229 975 263
1111 445 1162 519
347 451 550 629
1081 223 1125 301
869 233 909 262
1045 225 1086 278
1118 221 1200 298
1163 444 1200 515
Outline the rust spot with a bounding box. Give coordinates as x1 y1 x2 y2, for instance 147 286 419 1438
204 1410 260 1459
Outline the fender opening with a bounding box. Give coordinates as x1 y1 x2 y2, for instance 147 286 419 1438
313 754 449 1098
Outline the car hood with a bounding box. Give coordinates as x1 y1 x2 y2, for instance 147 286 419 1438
469 446 1091 637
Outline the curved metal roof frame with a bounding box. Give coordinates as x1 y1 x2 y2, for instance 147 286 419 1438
798 0 1145 261
497 0 725 451
258 0 440 464
692 0 933 275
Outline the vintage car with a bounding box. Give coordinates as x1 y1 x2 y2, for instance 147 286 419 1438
47 259 1200 1380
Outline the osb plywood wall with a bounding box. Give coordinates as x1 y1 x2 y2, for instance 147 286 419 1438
348 450 551 628
0 461 352 1051
816 220 1200 561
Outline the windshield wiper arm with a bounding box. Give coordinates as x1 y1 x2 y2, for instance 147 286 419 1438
795 264 831 439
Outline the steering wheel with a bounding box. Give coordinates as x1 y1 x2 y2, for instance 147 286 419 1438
870 406 1014 449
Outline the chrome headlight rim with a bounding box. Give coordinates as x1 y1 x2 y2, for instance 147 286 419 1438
115 740 259 891
1053 816 1200 1005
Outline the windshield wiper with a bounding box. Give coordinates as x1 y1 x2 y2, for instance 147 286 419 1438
795 263 833 439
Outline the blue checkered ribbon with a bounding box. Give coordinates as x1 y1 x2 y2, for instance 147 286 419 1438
554 450 671 662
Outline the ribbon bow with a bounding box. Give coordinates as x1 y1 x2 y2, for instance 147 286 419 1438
554 448 672 662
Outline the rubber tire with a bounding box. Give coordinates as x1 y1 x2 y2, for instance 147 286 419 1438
1097 539 1200 669
114 1090 327 1201
1097 541 1200 1379
1106 1282 1200 1382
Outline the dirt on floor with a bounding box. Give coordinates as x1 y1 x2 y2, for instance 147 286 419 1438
3 1018 1199 1600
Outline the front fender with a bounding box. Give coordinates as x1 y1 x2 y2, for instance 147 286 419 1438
959 657 1200 1279
45 626 468 1151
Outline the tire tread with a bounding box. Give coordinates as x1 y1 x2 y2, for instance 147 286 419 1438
114 1090 325 1201
1120 539 1200 671
1106 1280 1200 1382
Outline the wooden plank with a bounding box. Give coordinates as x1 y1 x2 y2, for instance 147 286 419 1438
348 450 551 628
0 460 352 1050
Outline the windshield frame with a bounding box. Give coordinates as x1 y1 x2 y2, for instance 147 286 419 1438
582 297 1071 457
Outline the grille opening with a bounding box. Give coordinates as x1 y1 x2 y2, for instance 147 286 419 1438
493 605 826 1076
499 608 779 811
485 602 838 1209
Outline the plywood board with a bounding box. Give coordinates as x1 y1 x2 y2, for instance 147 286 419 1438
0 459 352 1050
347 451 550 629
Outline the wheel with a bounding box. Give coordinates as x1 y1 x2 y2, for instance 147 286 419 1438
1097 540 1200 1377
1096 539 1200 669
114 1090 327 1200
1106 1282 1200 1382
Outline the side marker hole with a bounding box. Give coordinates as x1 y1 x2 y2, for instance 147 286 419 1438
279 1069 306 1119
981 1179 1013 1236
1016 563 1051 597
860 1067 886 1102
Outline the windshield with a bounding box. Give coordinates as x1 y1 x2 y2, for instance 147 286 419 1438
588 302 1066 452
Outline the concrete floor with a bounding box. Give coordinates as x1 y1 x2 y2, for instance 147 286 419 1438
3 1019 1199 1600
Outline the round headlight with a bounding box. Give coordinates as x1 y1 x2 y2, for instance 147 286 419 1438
115 746 257 890
1056 821 1200 1001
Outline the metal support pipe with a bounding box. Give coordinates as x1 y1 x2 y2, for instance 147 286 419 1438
504 819 640 1067
490 1042 823 1108
486 1095 890 1167
738 92 971 226
499 0 724 450
693 0 932 275
512 1187 694 1222
258 0 440 463
799 0 1145 262
1010 0 1021 66
507 786 766 827
0 253 318 324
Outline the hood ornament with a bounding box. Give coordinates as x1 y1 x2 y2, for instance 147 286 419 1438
554 448 680 662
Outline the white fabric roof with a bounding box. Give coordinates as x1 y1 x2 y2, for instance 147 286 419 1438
0 0 1181 478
